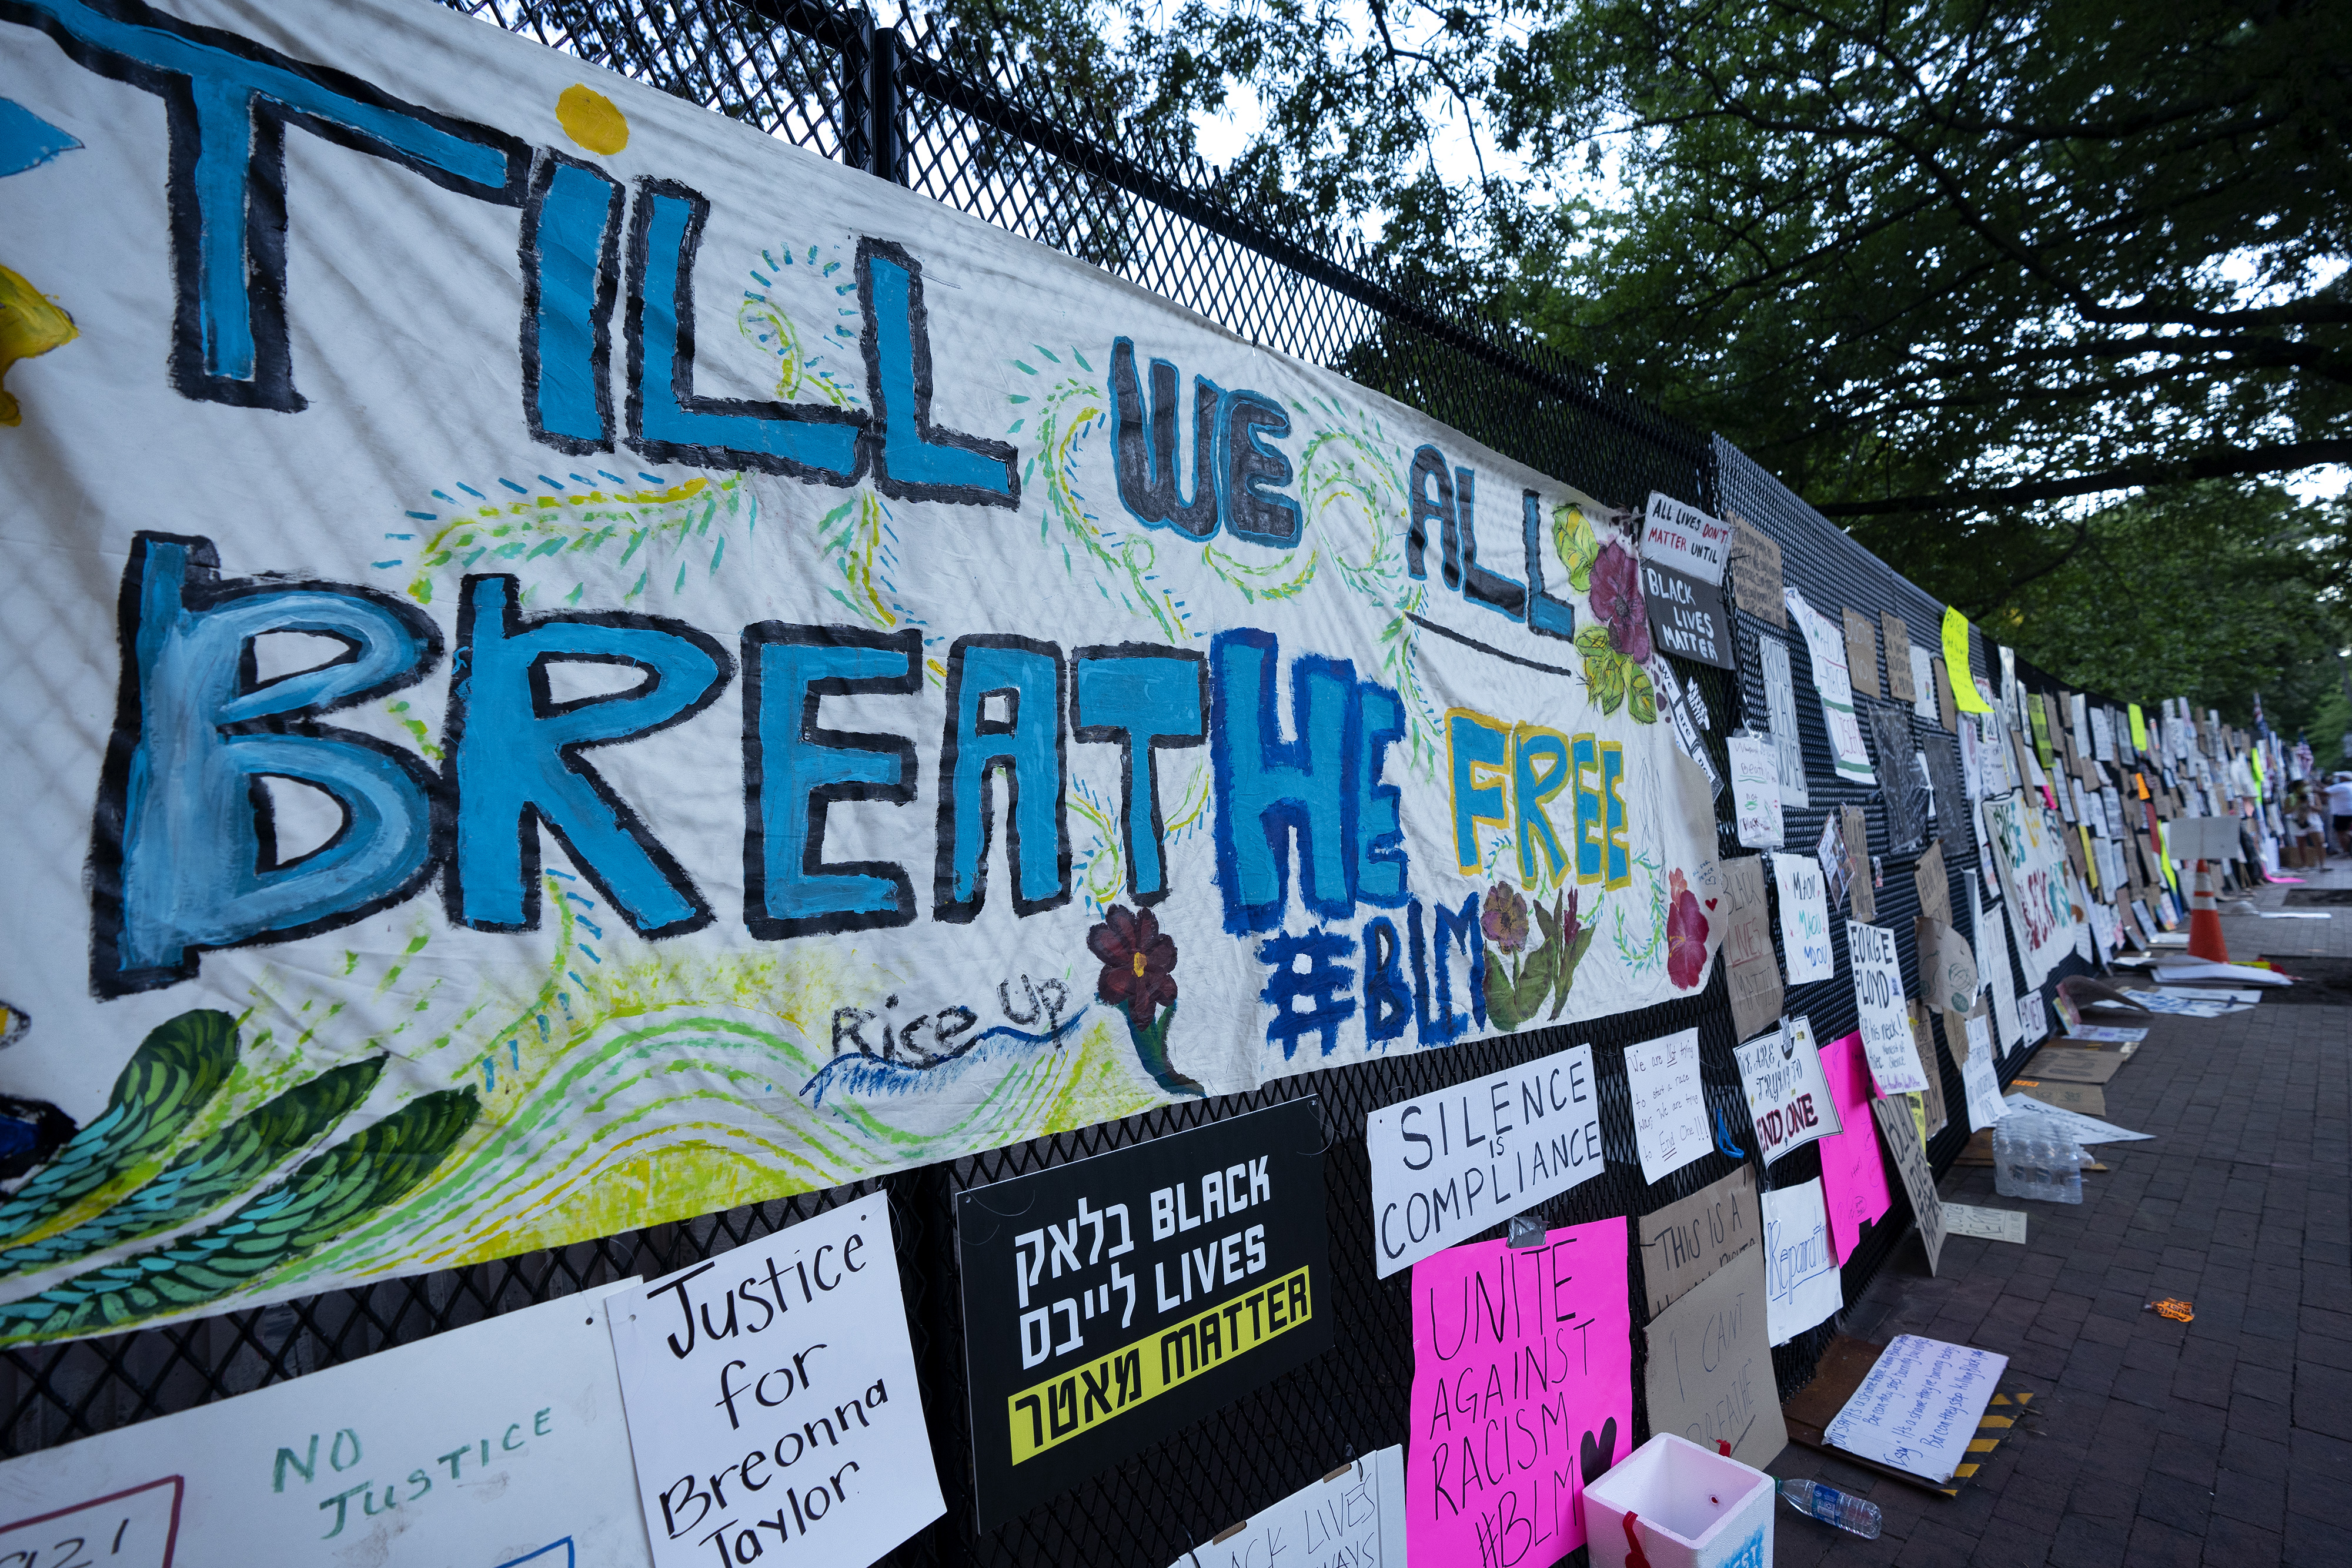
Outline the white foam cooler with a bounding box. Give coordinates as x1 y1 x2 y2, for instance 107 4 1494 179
1581 1432 1773 1568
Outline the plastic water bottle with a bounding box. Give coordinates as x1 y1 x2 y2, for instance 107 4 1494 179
1780 1479 1883 1537
1993 1121 2085 1203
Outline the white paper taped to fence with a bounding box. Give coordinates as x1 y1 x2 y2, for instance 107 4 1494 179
606 1200 940 1568
0 1284 652 1568
0 0 1720 1338
1170 1445 1404 1568
1364 1042 1603 1277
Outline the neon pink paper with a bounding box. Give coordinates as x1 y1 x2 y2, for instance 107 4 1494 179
1816 1030 1893 1262
1406 1216 1633 1568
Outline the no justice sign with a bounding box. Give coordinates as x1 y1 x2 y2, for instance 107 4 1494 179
954 1100 1330 1530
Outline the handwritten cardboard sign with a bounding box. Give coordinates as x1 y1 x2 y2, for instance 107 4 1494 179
1941 1203 2026 1244
1406 1219 1633 1567
1842 805 1877 920
1913 841 1952 929
1733 1015 1841 1166
1880 614 1915 702
1623 1027 1709 1186
1722 857 1785 1041
1870 1096 1947 1276
1644 1241 1789 1469
1847 921 1927 1095
1365 1045 1603 1278
608 1201 941 1567
1761 1178 1842 1347
1727 514 1785 626
1773 851 1836 983
954 1100 1331 1530
1816 1033 1893 1263
1841 609 1882 700
1638 1165 1759 1316
1825 1335 2009 1485
0 1286 653 1568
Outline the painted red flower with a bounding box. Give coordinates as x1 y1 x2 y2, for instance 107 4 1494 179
1088 905 1178 1015
1588 540 1653 664
1481 881 1530 953
1666 872 1710 989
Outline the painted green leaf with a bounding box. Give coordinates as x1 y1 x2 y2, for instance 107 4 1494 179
1513 942 1559 1021
0 1057 385 1283
1554 504 1599 593
0 1010 240 1250
1628 666 1658 724
1482 952 1529 1033
1573 622 1616 657
0 1086 479 1343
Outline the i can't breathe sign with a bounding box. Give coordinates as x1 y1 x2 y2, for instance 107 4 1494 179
604 1201 944 1568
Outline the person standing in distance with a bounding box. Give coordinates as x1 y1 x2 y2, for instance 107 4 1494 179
2328 772 2352 858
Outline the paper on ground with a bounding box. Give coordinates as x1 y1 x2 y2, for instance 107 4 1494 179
2153 960 2293 987
1826 1334 2009 1485
2062 1025 2147 1044
1762 1179 1842 1347
1942 1204 2026 1244
1999 1096 2151 1145
2157 987 2263 1004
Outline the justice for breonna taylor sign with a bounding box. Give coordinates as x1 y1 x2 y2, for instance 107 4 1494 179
0 0 1718 1342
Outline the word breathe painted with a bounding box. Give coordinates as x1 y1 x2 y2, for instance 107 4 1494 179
88 538 1407 993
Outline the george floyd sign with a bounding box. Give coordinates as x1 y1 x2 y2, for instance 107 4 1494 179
954 1099 1330 1530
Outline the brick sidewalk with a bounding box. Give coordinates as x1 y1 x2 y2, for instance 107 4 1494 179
1768 863 2352 1566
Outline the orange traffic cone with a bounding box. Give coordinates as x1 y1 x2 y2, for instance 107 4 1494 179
2186 858 2230 962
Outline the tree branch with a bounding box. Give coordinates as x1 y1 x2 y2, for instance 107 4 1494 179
1815 442 2352 516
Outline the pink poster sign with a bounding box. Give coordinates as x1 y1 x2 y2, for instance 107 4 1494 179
1406 1216 1633 1568
1816 1031 1893 1262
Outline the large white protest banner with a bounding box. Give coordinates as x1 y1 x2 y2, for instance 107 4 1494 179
0 1286 651 1567
0 0 1719 1338
1364 1043 1603 1277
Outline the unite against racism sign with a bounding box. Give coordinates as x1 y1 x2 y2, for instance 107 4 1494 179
0 0 1718 1340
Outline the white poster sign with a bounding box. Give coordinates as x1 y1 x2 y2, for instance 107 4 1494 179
1170 1447 1404 1568
1825 1335 2009 1485
1733 1015 1842 1165
606 1201 940 1568
1786 587 1875 784
0 1287 652 1568
1761 1178 1842 1347
1959 1014 2004 1132
1624 1027 1709 1186
1642 493 1731 586
1729 733 1784 848
1846 921 1926 1095
1364 1043 1603 1278
0 0 1724 1337
1756 634 1811 809
1773 852 1836 984
1970 874 2025 1055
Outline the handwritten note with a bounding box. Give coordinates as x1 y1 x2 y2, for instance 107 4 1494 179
1959 1012 2005 1131
1942 1203 2026 1244
607 1201 941 1568
0 1286 653 1568
1406 1219 1632 1567
1638 1165 1759 1316
1761 1179 1843 1347
1870 1095 1947 1276
1171 1447 1403 1568
1847 921 1927 1095
1756 634 1810 807
1826 1335 2009 1483
1729 734 1784 848
1787 586 1875 785
1733 1015 1842 1166
1623 1027 1709 1186
1645 1240 1788 1470
1364 1042 1603 1278
1815 1032 1893 1263
1773 851 1835 982
1722 857 1785 1042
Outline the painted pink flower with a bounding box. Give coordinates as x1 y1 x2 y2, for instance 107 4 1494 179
1588 540 1652 664
1666 874 1710 989
1481 881 1530 953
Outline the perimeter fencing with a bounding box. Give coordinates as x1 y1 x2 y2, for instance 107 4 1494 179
0 1 2112 1562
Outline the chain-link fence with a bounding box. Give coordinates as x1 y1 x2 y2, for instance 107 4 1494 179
0 2 2119 1564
